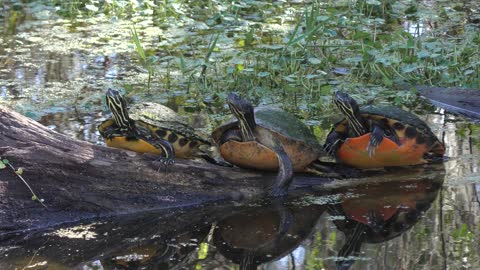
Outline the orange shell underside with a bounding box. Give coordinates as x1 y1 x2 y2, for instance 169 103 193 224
105 137 194 158
219 139 318 172
337 133 429 169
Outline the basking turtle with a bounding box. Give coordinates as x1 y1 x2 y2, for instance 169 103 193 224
324 91 445 169
98 89 211 164
212 92 324 197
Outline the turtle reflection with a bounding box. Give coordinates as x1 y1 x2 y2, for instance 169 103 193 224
100 224 210 269
213 201 326 270
329 177 443 270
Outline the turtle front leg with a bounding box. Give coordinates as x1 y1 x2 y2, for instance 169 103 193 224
256 130 293 197
149 139 175 165
100 124 121 140
324 131 345 157
367 125 384 157
135 131 175 166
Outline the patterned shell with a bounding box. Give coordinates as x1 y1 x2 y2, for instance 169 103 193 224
330 105 445 156
128 102 209 144
212 107 322 152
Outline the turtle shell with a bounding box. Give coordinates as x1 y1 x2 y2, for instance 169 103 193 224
327 105 445 168
128 102 209 144
212 107 323 172
99 102 209 158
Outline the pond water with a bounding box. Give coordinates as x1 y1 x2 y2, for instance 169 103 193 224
1 1 480 269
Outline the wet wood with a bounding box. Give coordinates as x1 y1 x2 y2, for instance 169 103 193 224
0 105 334 234
414 86 480 121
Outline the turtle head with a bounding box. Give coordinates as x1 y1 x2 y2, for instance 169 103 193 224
105 88 135 131
226 92 256 141
333 91 361 116
333 91 366 136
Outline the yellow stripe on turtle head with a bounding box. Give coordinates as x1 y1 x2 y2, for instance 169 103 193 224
106 89 134 131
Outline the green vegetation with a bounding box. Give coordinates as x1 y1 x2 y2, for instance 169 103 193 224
131 26 156 93
0 157 47 207
1 0 478 128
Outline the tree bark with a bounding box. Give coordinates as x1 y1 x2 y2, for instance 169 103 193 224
0 105 334 234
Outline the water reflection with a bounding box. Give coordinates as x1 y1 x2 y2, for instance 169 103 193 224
0 206 216 270
328 173 443 270
0 164 447 270
213 200 325 270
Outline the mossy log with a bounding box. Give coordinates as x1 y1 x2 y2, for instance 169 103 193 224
0 105 335 234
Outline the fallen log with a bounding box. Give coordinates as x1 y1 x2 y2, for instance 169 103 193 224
414 85 480 122
0 105 335 234
0 105 448 235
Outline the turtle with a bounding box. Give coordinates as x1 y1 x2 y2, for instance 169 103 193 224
98 88 212 165
324 91 445 169
212 92 325 197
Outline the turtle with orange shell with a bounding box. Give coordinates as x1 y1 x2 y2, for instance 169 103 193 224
324 91 445 168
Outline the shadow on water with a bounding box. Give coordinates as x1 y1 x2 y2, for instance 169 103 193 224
0 164 446 270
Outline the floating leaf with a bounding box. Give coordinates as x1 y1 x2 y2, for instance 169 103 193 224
325 29 337 37
344 56 364 64
366 0 381 5
226 67 235 74
401 64 419 73
464 70 475 76
85 4 99 12
16 168 24 175
417 51 431 59
257 71 270 77
332 67 350 75
32 195 37 201
308 58 322 65
283 75 297 82
305 74 319 79
316 16 330 22
2 159 9 165
0 163 5 170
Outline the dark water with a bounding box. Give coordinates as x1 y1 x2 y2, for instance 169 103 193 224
0 166 448 270
1 1 480 269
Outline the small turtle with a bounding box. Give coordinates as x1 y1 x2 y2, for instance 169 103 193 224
324 91 445 169
212 92 325 197
98 89 212 164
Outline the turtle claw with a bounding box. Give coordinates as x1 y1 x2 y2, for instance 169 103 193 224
366 143 376 157
157 157 175 165
155 157 175 173
165 158 175 165
266 187 288 198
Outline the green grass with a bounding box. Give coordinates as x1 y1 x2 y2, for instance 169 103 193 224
28 0 480 119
